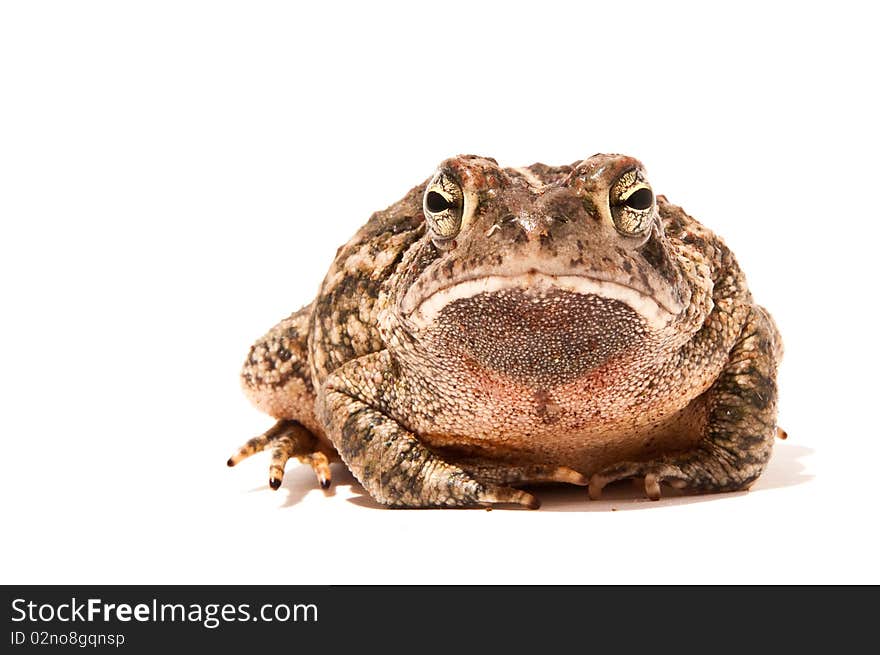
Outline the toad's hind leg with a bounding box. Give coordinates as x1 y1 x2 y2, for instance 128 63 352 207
589 305 783 501
240 305 322 435
234 305 338 490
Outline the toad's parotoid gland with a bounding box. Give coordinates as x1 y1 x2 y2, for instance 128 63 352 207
229 154 783 509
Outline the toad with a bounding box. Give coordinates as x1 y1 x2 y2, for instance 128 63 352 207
229 154 783 508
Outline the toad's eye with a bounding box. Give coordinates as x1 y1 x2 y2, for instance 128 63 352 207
423 172 464 243
610 170 655 237
624 187 653 211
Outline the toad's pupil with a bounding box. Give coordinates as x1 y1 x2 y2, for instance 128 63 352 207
625 188 653 210
426 191 451 213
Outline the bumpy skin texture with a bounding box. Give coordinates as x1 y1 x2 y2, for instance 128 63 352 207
229 154 783 509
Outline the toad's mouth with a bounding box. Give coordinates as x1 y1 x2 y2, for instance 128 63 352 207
404 273 679 332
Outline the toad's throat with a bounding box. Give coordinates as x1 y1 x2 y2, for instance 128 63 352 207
407 273 675 331
418 287 653 384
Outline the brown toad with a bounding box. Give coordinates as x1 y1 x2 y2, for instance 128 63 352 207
228 154 783 508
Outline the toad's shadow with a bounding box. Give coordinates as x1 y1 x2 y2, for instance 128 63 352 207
343 441 814 512
248 464 342 508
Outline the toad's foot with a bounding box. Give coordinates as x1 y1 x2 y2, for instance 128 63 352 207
227 420 333 491
588 462 689 501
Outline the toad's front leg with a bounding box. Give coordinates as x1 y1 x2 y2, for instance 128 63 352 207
319 351 539 509
590 305 783 501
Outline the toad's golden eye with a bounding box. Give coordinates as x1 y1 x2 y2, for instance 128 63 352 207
610 170 655 237
423 172 463 243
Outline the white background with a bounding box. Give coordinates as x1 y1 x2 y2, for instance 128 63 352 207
1 1 877 584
